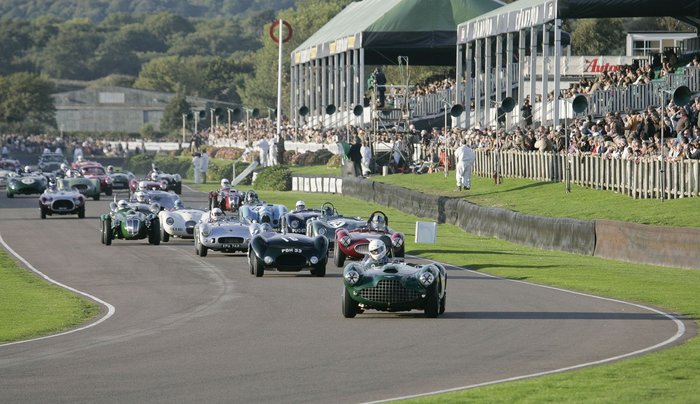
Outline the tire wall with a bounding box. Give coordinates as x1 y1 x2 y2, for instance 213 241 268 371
342 178 596 256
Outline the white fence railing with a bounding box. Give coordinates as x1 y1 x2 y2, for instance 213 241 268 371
473 150 700 199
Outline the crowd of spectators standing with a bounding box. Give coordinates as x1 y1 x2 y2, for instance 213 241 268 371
1 133 134 161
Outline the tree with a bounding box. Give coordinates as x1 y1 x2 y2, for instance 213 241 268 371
160 90 191 133
37 19 101 79
0 72 56 133
570 18 625 56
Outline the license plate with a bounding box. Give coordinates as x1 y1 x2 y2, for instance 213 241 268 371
223 243 242 249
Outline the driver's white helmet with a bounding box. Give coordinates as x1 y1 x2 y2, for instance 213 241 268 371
77 155 84 162
150 171 159 181
370 215 386 231
24 165 32 173
368 239 387 261
295 200 306 211
107 165 114 173
138 181 148 191
48 180 57 191
221 178 231 189
211 208 225 221
259 223 273 233
60 163 68 171
117 199 129 209
135 191 149 203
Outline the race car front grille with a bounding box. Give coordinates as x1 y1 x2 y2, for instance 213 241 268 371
52 200 74 211
125 218 141 236
185 221 196 235
276 254 306 270
218 236 244 244
354 243 370 255
360 280 421 303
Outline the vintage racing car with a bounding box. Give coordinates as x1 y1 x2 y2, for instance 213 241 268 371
6 171 48 197
159 205 206 241
193 209 252 256
209 182 244 212
128 178 168 194
238 191 288 230
38 152 68 173
334 211 405 267
305 202 366 246
39 183 86 219
135 189 182 210
58 176 101 200
0 159 21 187
247 223 329 277
280 200 325 235
109 170 135 190
77 162 113 196
342 258 447 318
100 200 161 245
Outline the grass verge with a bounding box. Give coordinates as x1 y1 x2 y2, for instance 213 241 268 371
0 249 100 343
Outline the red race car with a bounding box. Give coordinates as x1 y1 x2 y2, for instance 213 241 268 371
77 162 113 196
334 210 405 267
129 178 168 195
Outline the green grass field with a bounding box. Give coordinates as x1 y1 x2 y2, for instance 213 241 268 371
0 250 100 342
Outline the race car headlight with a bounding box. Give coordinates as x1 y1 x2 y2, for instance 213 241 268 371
105 177 112 184
317 227 327 236
340 236 351 247
149 203 161 214
392 237 404 248
166 217 175 225
344 270 360 285
290 219 300 229
201 226 211 237
264 256 274 265
310 256 319 264
419 272 435 287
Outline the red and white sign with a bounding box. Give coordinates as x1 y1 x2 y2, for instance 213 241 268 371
522 56 637 77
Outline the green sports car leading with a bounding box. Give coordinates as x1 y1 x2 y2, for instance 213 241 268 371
6 172 48 197
100 200 161 245
342 260 447 318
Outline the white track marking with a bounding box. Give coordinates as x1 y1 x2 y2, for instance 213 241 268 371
363 255 688 403
0 233 116 348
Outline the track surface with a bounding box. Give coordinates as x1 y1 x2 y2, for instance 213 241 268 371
0 186 690 403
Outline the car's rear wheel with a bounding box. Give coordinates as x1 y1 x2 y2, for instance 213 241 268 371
160 223 169 242
149 218 161 245
424 283 440 318
311 257 327 277
105 188 112 196
103 218 112 246
77 206 85 219
334 248 346 267
342 288 358 318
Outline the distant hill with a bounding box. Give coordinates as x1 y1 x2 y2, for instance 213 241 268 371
0 0 295 21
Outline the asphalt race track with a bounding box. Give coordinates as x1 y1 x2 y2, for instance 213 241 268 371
0 186 692 403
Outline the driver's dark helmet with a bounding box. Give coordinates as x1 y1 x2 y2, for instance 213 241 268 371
370 215 386 231
246 190 259 204
323 206 334 217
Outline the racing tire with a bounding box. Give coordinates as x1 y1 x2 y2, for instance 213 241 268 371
77 206 85 219
103 218 112 246
311 257 327 277
439 292 446 315
100 221 105 244
252 253 264 277
342 288 359 318
40 207 46 219
197 240 208 257
93 194 100 201
248 250 255 275
334 248 346 268
7 192 13 198
424 283 440 318
105 188 113 196
174 184 182 195
160 223 169 242
148 218 161 245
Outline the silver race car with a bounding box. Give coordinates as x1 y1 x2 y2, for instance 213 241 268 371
193 209 252 257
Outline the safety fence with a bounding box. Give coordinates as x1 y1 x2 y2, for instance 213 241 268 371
472 150 700 199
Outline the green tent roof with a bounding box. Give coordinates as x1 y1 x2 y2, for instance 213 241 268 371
292 0 504 66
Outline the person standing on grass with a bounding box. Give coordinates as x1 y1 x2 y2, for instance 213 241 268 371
192 152 202 184
200 150 209 184
454 138 475 191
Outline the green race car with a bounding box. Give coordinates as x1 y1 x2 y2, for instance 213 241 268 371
100 200 161 245
6 172 48 198
59 177 101 200
342 259 447 318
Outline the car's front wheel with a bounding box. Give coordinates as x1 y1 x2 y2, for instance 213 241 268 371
40 207 46 219
439 291 446 315
6 191 13 198
251 252 264 277
334 247 346 268
424 283 440 318
160 223 169 242
311 257 327 277
148 218 161 245
103 218 112 246
77 206 85 219
342 288 359 318
93 194 100 201
196 238 208 257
